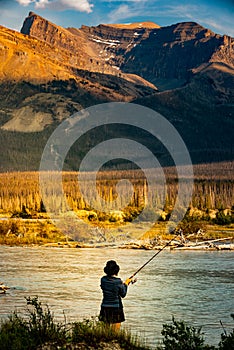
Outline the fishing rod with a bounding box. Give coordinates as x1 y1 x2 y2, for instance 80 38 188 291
128 230 183 281
220 320 227 336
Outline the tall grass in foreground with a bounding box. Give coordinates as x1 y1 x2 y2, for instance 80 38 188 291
0 297 233 350
0 297 150 350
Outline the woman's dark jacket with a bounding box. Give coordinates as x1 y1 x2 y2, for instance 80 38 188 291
100 276 128 308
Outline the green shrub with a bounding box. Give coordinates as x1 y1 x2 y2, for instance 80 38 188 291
0 312 31 350
213 211 233 225
0 297 67 350
157 317 215 350
219 314 234 350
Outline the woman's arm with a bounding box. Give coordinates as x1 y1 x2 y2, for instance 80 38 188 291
118 280 128 298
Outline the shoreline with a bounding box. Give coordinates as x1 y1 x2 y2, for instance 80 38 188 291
1 239 234 251
1 216 233 249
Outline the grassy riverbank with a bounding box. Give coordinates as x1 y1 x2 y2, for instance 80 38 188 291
0 216 233 247
0 297 233 349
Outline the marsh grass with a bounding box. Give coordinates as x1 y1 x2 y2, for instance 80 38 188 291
72 318 150 350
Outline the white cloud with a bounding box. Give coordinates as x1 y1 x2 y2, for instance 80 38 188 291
108 4 142 22
111 4 130 19
164 4 234 36
202 18 234 36
35 0 49 9
16 0 35 5
16 0 93 13
60 0 93 13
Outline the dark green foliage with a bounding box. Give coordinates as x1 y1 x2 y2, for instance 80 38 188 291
157 317 215 350
0 312 31 350
219 314 234 350
214 211 234 225
24 297 67 345
177 220 205 235
0 297 67 350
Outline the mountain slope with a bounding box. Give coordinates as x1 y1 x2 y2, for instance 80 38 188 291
136 62 234 163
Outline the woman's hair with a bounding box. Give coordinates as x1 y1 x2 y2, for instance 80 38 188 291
104 260 120 276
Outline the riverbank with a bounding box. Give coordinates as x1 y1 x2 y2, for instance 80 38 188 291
0 216 233 249
1 297 233 350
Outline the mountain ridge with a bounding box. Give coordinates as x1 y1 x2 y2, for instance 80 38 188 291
19 12 233 91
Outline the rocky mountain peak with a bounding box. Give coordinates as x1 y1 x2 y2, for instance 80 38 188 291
19 12 233 89
21 11 84 51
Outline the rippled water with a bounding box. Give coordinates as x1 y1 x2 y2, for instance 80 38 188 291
0 246 233 347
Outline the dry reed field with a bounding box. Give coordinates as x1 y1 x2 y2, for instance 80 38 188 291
0 161 233 244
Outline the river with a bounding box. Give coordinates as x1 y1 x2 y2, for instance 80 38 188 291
0 246 233 348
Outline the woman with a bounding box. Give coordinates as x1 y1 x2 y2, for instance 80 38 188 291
99 260 132 330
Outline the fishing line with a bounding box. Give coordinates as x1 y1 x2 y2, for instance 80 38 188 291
129 230 183 280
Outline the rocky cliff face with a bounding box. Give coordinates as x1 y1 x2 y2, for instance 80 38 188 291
21 12 98 70
87 21 233 89
119 23 227 85
20 12 233 91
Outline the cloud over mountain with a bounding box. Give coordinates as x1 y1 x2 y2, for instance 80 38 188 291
16 0 94 12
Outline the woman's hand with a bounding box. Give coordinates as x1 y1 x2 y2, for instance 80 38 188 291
124 278 132 285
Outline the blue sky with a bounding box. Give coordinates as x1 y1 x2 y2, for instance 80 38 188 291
0 0 233 36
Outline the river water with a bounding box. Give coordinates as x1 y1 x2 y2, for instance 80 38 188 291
0 246 233 348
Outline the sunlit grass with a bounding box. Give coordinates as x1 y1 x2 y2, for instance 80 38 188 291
0 165 233 246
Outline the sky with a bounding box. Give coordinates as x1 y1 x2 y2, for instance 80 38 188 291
0 0 233 36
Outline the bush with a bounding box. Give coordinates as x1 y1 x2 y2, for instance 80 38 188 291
213 211 234 225
219 314 234 350
0 312 30 350
157 317 215 350
177 220 205 236
0 297 67 350
11 205 33 219
123 207 141 222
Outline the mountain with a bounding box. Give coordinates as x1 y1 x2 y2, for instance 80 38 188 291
0 12 233 171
